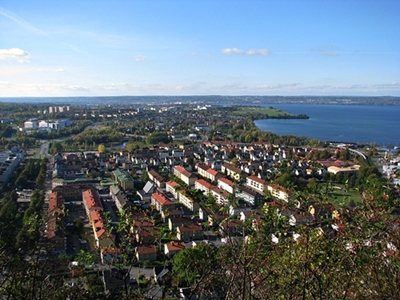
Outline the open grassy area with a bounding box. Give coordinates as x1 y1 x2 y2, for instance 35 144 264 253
320 183 362 207
232 106 293 117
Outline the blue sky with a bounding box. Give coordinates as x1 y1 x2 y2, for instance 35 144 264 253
1 0 399 97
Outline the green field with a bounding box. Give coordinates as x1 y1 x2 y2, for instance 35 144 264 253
232 106 293 117
320 184 362 207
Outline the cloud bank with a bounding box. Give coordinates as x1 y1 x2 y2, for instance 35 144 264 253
0 48 30 63
222 48 271 56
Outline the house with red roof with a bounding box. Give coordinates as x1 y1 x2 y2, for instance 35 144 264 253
164 241 186 258
151 191 175 213
178 190 200 213
195 179 213 195
82 188 103 216
217 177 235 194
210 186 230 206
204 168 223 183
48 191 64 216
166 180 180 199
173 166 197 186
267 184 289 202
46 215 66 254
246 175 267 194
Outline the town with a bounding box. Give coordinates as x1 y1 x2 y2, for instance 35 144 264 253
0 102 399 299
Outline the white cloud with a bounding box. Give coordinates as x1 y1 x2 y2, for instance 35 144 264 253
55 68 66 72
222 48 271 56
135 55 146 62
246 48 271 56
0 48 30 63
222 48 245 55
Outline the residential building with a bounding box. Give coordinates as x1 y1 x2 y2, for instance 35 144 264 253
217 177 235 194
166 180 180 199
246 175 267 194
267 184 289 202
176 224 203 242
164 242 186 258
148 169 167 188
173 166 197 187
110 185 130 213
111 169 134 190
236 186 263 206
151 191 175 213
136 245 157 262
221 163 245 181
178 191 199 213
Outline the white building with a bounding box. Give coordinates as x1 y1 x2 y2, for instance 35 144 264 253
24 119 38 130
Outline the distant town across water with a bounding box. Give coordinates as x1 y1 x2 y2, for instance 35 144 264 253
0 95 400 106
1 95 399 147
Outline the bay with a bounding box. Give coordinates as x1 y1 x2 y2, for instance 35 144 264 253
254 104 400 147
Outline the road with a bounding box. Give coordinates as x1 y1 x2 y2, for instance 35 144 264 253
37 141 51 159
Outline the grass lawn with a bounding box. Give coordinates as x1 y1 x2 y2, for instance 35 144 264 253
324 185 362 207
232 106 293 117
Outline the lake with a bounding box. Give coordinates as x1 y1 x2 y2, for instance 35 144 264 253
254 104 400 147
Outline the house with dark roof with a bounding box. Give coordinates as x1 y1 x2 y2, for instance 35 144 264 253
136 245 157 262
148 169 167 188
221 163 246 181
110 185 131 213
236 185 263 206
176 224 203 242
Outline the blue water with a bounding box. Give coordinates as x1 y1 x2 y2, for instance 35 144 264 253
254 104 400 146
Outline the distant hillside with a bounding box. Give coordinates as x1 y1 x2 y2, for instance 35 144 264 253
0 95 399 106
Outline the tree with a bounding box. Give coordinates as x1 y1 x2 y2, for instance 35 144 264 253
146 132 170 145
98 143 106 153
75 250 97 266
126 142 140 152
230 157 239 167
49 141 63 155
172 243 222 288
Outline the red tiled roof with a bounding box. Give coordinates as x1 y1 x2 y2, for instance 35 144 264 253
152 192 174 206
196 179 213 189
166 181 179 188
83 189 102 210
96 228 106 239
218 177 234 186
247 176 266 185
175 166 195 179
206 168 219 176
166 242 186 251
48 192 64 213
175 166 186 173
178 224 202 232
136 245 157 254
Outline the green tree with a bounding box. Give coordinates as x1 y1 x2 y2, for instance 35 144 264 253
98 143 106 153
